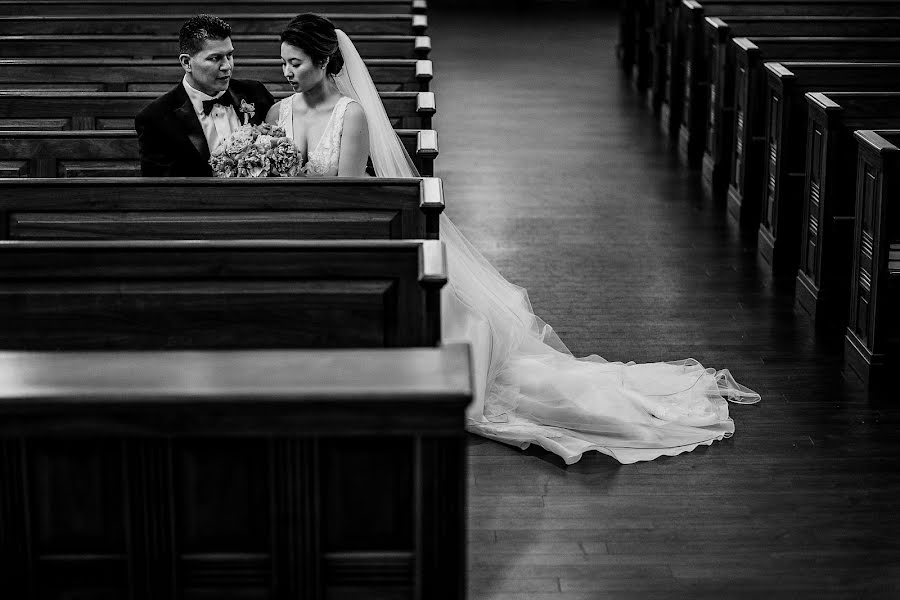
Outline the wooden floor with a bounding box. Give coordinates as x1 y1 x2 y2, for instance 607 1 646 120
430 6 900 599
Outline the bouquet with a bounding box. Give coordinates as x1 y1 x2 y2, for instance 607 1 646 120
209 122 303 178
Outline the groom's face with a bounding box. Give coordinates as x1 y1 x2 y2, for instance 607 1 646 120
180 37 234 96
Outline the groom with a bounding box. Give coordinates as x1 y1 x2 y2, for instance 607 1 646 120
135 14 275 176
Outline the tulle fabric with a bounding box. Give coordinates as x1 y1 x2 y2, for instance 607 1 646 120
333 30 760 465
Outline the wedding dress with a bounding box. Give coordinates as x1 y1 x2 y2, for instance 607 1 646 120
275 93 355 176
293 31 761 465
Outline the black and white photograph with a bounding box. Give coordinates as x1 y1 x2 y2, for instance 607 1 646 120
0 0 898 597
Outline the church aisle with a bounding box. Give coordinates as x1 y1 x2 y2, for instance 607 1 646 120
430 6 900 598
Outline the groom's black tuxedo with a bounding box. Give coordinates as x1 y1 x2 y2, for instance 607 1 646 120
135 79 275 177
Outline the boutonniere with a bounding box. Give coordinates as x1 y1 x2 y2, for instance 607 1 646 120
238 99 256 124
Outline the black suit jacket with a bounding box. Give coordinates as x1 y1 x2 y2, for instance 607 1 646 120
135 79 275 177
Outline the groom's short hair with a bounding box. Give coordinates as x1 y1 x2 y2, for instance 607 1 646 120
179 15 232 56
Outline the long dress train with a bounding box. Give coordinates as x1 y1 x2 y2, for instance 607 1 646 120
327 30 761 465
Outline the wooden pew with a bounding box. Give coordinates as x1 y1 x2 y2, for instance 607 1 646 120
0 13 429 36
844 129 900 390
0 57 434 94
747 62 900 274
796 92 900 327
659 1 900 139
0 33 432 59
0 238 445 348
700 19 900 196
723 60 900 232
0 343 467 600
692 33 900 173
0 177 444 239
0 129 438 177
620 0 654 89
646 0 900 107
0 90 435 131
0 0 429 14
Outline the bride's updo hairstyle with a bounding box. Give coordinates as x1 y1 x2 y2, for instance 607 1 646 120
280 13 344 76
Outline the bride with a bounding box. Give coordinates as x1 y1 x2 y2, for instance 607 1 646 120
265 14 760 465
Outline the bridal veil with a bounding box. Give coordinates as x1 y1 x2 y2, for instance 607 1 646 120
334 30 760 465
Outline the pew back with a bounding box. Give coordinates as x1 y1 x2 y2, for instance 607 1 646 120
0 129 437 177
0 239 446 349
0 33 432 59
0 0 429 14
0 90 435 131
0 13 429 35
0 176 444 239
0 343 468 600
0 58 433 93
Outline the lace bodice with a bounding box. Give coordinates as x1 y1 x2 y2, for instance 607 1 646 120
277 94 355 176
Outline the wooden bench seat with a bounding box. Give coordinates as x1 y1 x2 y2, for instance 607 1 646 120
0 90 435 131
0 238 446 349
700 21 900 196
844 129 900 390
796 92 900 327
0 176 444 239
0 0 429 15
0 33 431 59
744 62 900 274
0 343 467 600
658 0 900 135
0 57 433 94
0 126 437 176
0 13 428 36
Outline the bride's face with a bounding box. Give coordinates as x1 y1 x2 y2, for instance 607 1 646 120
280 42 326 93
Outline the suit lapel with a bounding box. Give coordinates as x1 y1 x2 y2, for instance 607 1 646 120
173 86 210 159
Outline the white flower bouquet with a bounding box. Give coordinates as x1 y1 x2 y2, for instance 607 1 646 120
209 123 302 178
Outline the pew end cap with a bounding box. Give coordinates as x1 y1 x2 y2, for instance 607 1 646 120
416 129 439 159
732 37 758 53
415 36 431 54
419 239 447 288
854 129 900 156
806 92 842 112
420 176 443 210
415 59 433 81
416 91 435 114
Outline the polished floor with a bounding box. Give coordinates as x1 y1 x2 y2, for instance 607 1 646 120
429 6 900 599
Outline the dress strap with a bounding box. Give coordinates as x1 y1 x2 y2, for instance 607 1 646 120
278 95 294 136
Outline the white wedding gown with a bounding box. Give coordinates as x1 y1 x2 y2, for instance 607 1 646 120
277 91 760 465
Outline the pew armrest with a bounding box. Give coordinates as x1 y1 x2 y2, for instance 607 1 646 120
415 35 431 56
732 37 758 54
413 0 428 13
416 59 433 83
419 239 448 288
806 92 842 112
412 14 428 35
416 91 436 115
854 129 900 156
416 129 439 159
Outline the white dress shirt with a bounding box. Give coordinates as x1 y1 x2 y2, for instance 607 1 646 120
182 76 242 153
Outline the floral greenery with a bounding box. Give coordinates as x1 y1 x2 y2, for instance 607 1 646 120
209 123 302 178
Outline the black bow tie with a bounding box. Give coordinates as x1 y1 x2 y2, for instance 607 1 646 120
201 94 232 116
